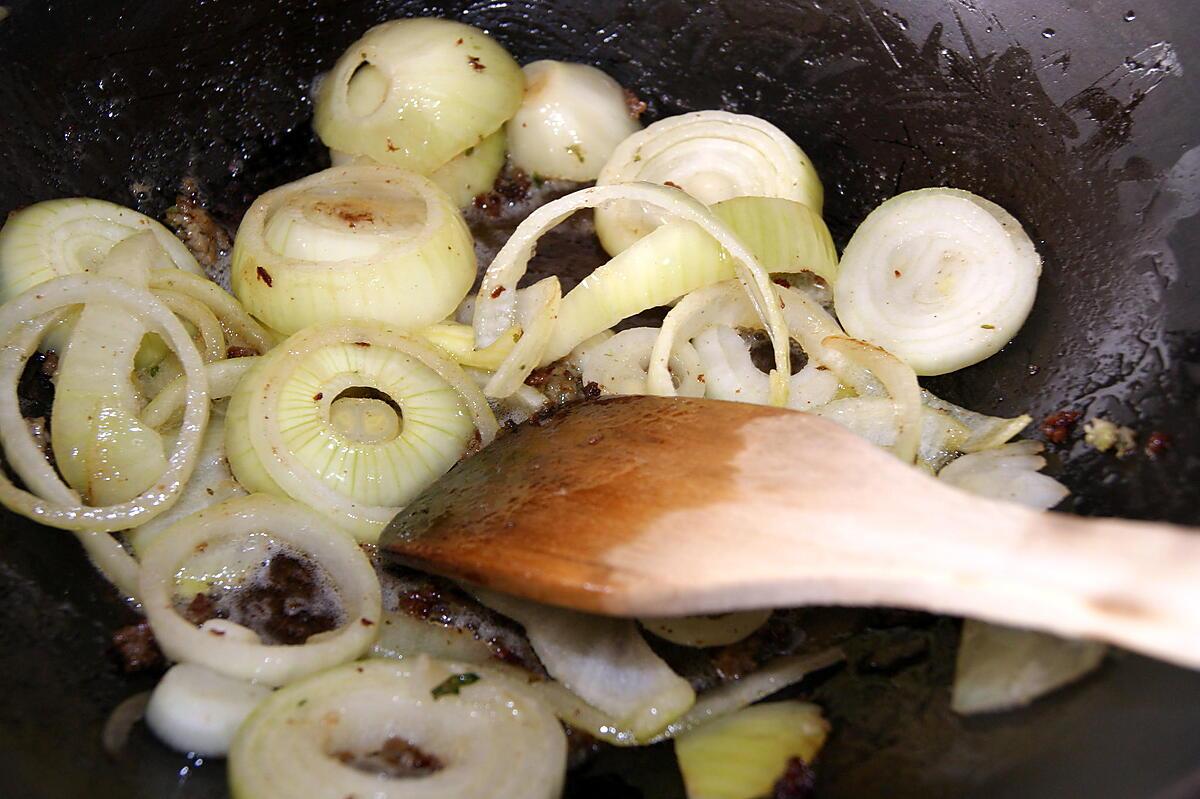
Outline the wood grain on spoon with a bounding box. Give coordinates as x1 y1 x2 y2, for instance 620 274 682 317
381 396 1200 669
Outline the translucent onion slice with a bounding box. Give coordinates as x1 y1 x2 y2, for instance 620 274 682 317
691 326 839 411
921 390 1032 453
127 411 246 556
331 127 507 208
139 494 381 686
313 18 524 173
51 238 169 507
0 274 209 533
575 327 705 398
640 611 772 648
141 357 261 430
148 269 275 355
822 336 922 463
0 197 202 303
646 282 851 400
475 183 791 402
506 60 642 182
224 321 497 542
951 622 1106 715
155 289 227 362
370 610 497 664
814 398 970 473
418 321 521 371
711 196 837 284
229 657 566 799
594 110 823 255
675 701 829 799
482 277 561 399
146 663 272 757
939 440 1070 509
472 588 696 739
833 188 1042 376
231 165 475 335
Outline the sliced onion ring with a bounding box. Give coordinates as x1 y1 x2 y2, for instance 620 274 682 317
139 493 381 686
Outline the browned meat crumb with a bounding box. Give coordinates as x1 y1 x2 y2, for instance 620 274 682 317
181 592 220 626
226 345 259 359
623 87 648 120
335 736 443 777
111 621 164 673
165 192 233 273
771 757 817 799
1145 431 1171 458
230 553 342 645
256 266 273 286
473 170 533 217
711 644 760 681
1040 409 1081 445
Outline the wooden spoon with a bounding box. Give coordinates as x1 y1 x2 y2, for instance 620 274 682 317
381 396 1200 668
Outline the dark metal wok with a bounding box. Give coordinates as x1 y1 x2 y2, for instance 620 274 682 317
0 1 1198 796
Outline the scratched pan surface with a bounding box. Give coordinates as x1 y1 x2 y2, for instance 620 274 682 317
0 1 1199 797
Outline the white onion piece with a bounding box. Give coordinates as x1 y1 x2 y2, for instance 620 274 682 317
148 269 275 355
139 494 381 686
155 289 227 362
691 326 839 411
101 691 151 758
594 110 823 255
141 357 261 430
938 440 1069 509
813 398 971 473
822 336 922 463
231 165 475 335
418 320 520 371
127 412 246 556
370 610 497 664
921 390 1032 453
0 274 209 533
146 663 272 757
0 197 202 303
639 610 772 648
575 327 705 398
474 183 791 403
331 128 507 208
313 18 524 173
482 276 561 399
224 321 497 541
834 188 1042 376
711 196 838 284
472 588 695 739
507 60 641 181
229 657 566 799
952 622 1105 715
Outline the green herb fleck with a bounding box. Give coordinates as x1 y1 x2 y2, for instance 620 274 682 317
531 173 546 188
464 146 475 157
565 143 585 163
980 324 996 330
297 698 308 707
432 672 480 699
147 364 160 378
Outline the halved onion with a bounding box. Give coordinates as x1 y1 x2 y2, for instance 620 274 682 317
331 128 507 208
472 588 696 740
506 60 641 182
640 611 772 648
231 165 475 335
0 197 202 303
594 111 823 255
139 494 381 686
675 702 829 799
224 320 497 541
146 663 272 757
313 18 524 173
474 183 791 402
229 657 566 799
833 188 1042 376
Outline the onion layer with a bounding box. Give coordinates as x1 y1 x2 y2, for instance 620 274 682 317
139 494 381 686
594 110 823 255
231 165 475 335
313 18 524 174
506 60 641 182
229 657 566 799
224 320 497 541
146 663 272 757
0 197 202 303
833 188 1042 376
640 611 772 648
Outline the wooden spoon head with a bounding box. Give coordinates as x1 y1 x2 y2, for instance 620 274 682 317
381 395 918 615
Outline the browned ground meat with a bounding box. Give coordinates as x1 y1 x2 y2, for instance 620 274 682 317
1040 409 1081 444
222 552 343 645
110 621 164 673
165 181 234 276
334 735 443 777
771 757 817 798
